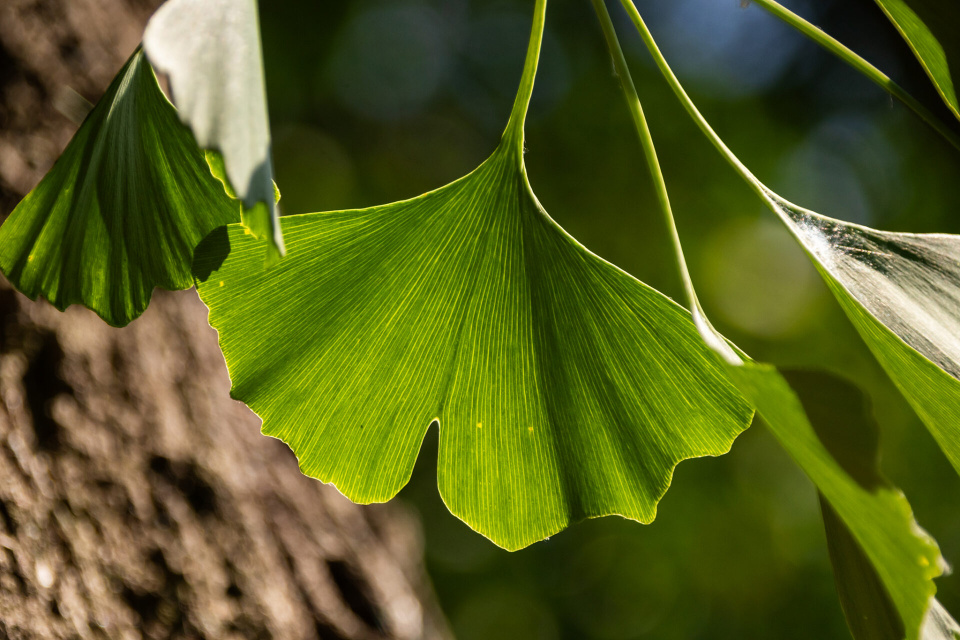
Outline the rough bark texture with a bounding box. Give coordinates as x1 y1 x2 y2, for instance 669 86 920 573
0 2 451 639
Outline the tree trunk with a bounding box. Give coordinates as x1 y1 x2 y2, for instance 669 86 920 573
0 2 451 639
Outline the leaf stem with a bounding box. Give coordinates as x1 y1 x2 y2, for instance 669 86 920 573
504 0 548 151
588 0 693 306
750 0 960 152
618 0 770 201
591 0 740 364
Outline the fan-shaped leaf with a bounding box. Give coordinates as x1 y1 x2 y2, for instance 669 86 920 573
873 0 959 120
193 0 752 550
0 49 239 327
592 7 947 636
143 0 283 262
192 139 753 550
823 498 959 640
774 370 954 640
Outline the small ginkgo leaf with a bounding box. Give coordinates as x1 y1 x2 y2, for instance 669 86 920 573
0 49 239 327
721 364 944 640
772 197 960 478
143 0 284 262
873 0 959 120
193 139 753 550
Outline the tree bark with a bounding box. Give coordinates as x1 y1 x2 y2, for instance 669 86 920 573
0 2 451 639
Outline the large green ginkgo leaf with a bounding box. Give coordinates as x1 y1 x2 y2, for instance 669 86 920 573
0 49 239 327
143 0 284 262
873 0 959 120
193 138 753 549
192 0 752 552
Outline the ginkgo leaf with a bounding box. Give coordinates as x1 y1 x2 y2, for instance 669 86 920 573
873 0 959 120
772 197 960 478
822 498 959 640
719 364 944 640
143 0 284 262
821 498 904 640
192 138 753 550
0 49 239 327
192 0 753 551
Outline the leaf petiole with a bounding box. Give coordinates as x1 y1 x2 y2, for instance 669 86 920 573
588 0 739 363
504 0 548 155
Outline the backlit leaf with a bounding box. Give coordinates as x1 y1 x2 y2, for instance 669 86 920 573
192 137 753 550
823 498 959 640
593 8 948 635
771 196 960 478
193 0 753 550
143 0 284 262
0 49 239 327
774 370 956 640
617 0 960 480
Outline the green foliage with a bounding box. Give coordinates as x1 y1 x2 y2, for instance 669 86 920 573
729 368 943 640
193 102 752 552
0 50 238 327
873 0 960 119
3 0 960 635
143 0 284 262
603 3 957 636
619 0 960 482
823 500 960 640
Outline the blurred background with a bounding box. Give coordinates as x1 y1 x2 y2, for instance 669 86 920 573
258 0 960 638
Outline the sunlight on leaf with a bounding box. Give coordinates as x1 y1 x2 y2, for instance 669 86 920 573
617 0 960 481
589 5 948 637
823 498 959 640
192 137 753 550
144 0 284 262
873 0 959 120
192 0 753 552
771 197 960 478
0 49 239 327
